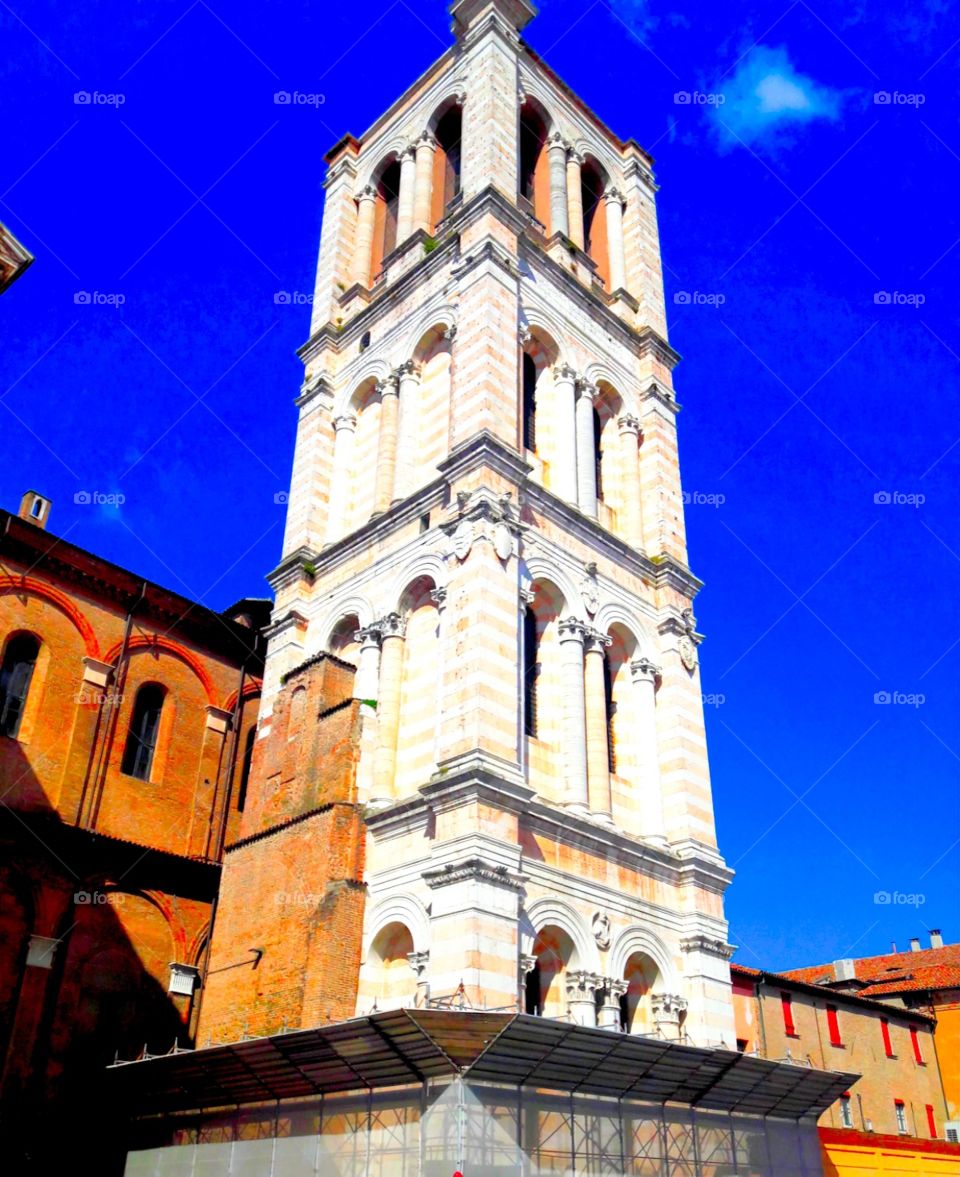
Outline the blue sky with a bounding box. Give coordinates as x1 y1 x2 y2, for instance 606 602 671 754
2 0 957 972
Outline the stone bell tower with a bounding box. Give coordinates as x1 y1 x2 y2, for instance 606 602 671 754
201 0 736 1049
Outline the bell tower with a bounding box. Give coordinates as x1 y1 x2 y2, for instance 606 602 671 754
207 0 736 1048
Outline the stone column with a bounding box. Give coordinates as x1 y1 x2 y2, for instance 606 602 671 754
631 658 666 845
565 149 584 250
520 952 539 1013
604 187 627 293
598 978 629 1030
352 185 377 288
372 372 400 515
353 625 382 804
617 415 643 548
552 364 579 505
407 950 430 1007
583 629 613 822
393 361 421 503
396 145 417 244
575 380 599 518
371 613 407 805
565 971 601 1028
325 414 357 544
547 132 569 238
429 586 447 767
651 993 688 1040
413 132 437 234
558 619 589 813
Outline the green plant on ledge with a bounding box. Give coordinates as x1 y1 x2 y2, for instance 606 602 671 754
423 236 439 254
302 562 317 578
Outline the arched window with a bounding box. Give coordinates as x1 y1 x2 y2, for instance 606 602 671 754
603 654 616 774
581 159 610 287
519 103 549 225
593 405 604 502
372 158 401 276
523 606 540 737
434 105 461 211
121 684 165 781
0 634 40 739
236 725 256 813
522 353 537 452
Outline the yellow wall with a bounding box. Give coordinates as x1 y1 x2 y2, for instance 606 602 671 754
936 997 960 1121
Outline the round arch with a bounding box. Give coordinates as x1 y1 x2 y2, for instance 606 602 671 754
333 359 392 416
385 556 446 616
313 593 376 654
520 897 599 973
424 83 467 134
592 601 655 658
363 893 430 956
581 362 639 418
102 636 218 706
609 924 678 991
0 576 99 658
520 560 582 622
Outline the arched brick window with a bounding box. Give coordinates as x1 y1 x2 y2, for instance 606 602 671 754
0 633 40 739
121 683 165 781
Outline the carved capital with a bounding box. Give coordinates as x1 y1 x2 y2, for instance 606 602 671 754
651 992 688 1020
376 372 400 398
603 185 625 206
520 953 538 975
407 950 430 977
355 625 383 650
583 628 612 654
603 977 629 1000
553 362 578 384
558 617 588 645
356 184 377 203
577 379 599 403
417 130 437 150
333 413 357 433
630 657 661 684
565 970 602 999
395 359 420 382
547 130 570 153
378 611 407 639
430 586 448 610
617 413 641 436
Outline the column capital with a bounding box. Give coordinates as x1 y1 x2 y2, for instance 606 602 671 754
356 183 377 203
395 359 420 381
355 625 383 649
651 992 688 1018
376 372 400 397
565 970 602 999
568 147 585 167
547 130 570 154
407 949 430 977
416 130 437 150
553 361 578 383
378 611 408 639
558 617 588 645
333 413 357 433
442 322 457 341
583 628 612 654
630 657 661 684
429 586 448 610
603 185 625 206
603 977 629 999
520 953 538 975
519 586 536 608
577 379 599 403
617 413 641 436
400 142 417 162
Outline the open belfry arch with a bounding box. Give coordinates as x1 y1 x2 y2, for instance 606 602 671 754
196 0 735 1052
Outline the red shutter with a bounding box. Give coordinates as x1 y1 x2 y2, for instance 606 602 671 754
881 1018 893 1057
826 1005 842 1046
781 992 796 1036
910 1026 924 1064
926 1104 937 1138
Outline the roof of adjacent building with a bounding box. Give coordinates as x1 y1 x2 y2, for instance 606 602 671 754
780 943 960 999
729 964 936 1022
109 1008 857 1121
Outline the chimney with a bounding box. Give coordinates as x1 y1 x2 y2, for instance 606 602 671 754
930 929 943 949
910 937 921 952
834 958 856 981
18 490 51 530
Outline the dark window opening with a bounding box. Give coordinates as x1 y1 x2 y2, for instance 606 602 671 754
618 991 630 1033
603 653 616 773
359 330 371 352
736 1038 748 1053
593 406 604 502
121 684 164 781
525 962 542 1015
522 353 537 451
581 163 605 258
435 106 462 209
419 513 431 533
0 634 40 739
378 159 401 260
519 106 546 204
237 725 256 813
523 606 540 738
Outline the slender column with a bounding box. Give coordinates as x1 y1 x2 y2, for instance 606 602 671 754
371 613 407 805
604 187 627 293
547 132 569 238
407 950 430 1007
396 145 417 244
552 364 579 505
651 993 688 1041
430 586 447 767
413 132 437 234
575 380 599 518
558 619 589 813
598 978 629 1030
583 629 612 821
352 185 377 288
353 625 382 805
631 658 666 844
565 971 601 1028
393 361 421 503
565 149 584 249
372 373 400 515
325 414 357 544
617 415 643 548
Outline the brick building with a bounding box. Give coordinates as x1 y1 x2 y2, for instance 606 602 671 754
0 218 33 293
0 492 268 1171
113 2 857 1173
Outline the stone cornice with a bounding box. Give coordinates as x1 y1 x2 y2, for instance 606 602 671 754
681 934 736 960
422 856 527 893
436 429 533 486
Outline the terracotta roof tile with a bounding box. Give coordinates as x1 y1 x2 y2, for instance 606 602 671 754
782 943 960 996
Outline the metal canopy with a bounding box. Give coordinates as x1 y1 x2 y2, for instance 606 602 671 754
110 1010 857 1122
